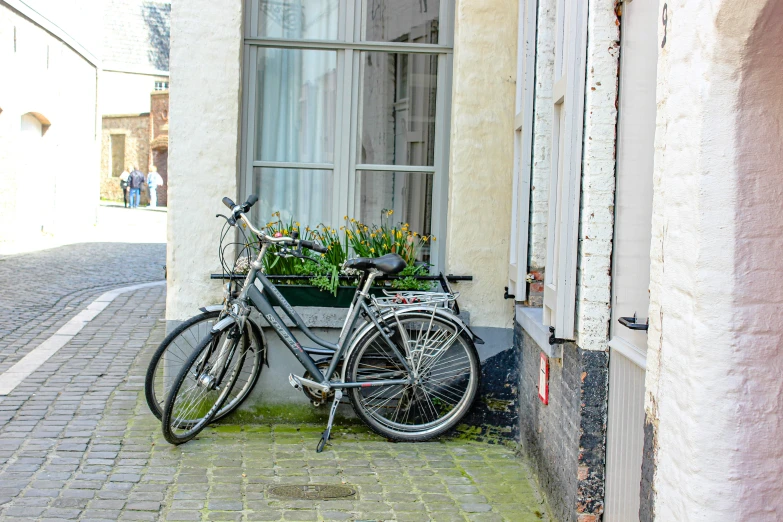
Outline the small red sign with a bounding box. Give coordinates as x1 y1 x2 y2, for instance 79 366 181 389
538 353 549 405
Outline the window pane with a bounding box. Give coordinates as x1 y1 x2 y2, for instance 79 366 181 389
255 48 337 163
257 0 339 40
252 168 333 227
363 0 440 44
355 171 433 260
358 52 437 166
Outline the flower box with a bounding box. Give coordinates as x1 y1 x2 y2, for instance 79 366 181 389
275 285 386 308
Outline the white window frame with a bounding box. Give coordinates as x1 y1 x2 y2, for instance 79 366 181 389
542 0 588 339
239 0 454 270
508 0 538 301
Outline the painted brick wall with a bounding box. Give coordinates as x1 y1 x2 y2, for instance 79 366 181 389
573 0 620 352
528 0 556 272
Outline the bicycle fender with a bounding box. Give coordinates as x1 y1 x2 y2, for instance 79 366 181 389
378 306 484 345
339 307 482 382
199 304 224 313
211 316 237 332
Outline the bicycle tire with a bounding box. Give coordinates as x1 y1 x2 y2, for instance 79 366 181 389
144 311 264 421
161 325 248 444
345 312 480 442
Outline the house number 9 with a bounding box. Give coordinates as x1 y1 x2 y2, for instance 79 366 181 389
661 3 668 48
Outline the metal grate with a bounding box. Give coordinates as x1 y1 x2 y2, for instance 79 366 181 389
267 484 356 500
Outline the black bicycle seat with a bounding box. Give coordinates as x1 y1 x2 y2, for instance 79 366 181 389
344 253 407 275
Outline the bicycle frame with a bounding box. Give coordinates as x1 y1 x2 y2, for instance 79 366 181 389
236 243 414 392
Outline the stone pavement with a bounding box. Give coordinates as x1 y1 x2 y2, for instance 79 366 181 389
0 249 551 521
0 242 166 375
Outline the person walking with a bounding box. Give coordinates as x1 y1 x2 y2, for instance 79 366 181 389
128 166 145 209
119 166 131 208
146 166 164 208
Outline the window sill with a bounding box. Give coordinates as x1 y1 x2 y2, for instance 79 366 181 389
515 304 562 359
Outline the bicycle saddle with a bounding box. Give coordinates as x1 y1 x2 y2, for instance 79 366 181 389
344 253 407 275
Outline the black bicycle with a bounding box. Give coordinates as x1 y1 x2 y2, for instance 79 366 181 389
161 195 482 451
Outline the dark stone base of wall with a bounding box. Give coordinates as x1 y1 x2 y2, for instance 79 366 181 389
639 415 657 522
461 326 520 442
515 320 609 522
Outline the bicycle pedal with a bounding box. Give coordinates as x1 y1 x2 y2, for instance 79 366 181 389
289 374 330 393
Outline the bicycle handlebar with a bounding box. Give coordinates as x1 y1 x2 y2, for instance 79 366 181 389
222 195 327 254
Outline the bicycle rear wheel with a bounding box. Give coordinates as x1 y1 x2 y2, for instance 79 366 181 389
144 311 263 421
346 312 480 442
161 324 249 444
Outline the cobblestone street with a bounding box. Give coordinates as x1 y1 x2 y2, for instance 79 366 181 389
0 242 550 522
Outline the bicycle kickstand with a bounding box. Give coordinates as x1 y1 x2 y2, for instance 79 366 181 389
316 389 343 453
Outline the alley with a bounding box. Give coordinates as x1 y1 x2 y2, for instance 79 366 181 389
0 241 550 521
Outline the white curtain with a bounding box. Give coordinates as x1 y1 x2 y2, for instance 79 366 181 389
255 0 338 227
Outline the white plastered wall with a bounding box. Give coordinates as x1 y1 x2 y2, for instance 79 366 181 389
165 0 243 320
646 0 783 517
101 70 168 116
0 6 99 244
446 0 518 328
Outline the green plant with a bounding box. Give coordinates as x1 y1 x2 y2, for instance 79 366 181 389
342 209 434 267
249 211 436 295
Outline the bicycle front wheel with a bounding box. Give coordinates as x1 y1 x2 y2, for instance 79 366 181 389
346 312 480 442
145 312 263 421
161 325 249 444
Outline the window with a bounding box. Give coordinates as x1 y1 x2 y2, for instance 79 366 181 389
508 0 538 301
154 81 169 91
543 0 588 339
111 134 126 177
241 0 453 266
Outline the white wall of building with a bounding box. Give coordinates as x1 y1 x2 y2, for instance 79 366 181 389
165 0 242 320
101 70 167 116
446 0 518 329
0 5 99 244
645 0 783 517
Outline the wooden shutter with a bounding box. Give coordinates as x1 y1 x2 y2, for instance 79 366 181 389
543 0 588 339
508 0 538 301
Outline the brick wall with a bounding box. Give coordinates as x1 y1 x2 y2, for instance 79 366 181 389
516 321 608 522
150 91 169 206
100 114 150 202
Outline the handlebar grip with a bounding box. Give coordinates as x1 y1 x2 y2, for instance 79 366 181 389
301 240 328 254
245 194 259 208
222 197 236 209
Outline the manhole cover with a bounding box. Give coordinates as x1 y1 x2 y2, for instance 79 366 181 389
268 484 356 500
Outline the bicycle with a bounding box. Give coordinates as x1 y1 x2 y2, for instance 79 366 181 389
161 195 484 451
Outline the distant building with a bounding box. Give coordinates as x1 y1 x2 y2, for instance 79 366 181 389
0 0 171 247
101 0 169 115
100 90 169 206
99 0 170 206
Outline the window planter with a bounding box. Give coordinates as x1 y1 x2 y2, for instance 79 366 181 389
209 274 472 309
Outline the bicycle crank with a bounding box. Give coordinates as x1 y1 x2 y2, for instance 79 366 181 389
302 359 342 406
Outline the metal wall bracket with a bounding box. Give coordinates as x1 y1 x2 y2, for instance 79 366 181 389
504 286 516 300
618 313 649 331
549 326 569 346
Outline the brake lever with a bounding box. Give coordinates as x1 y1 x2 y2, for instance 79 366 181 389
215 213 236 226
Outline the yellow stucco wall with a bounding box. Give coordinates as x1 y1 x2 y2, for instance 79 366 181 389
446 0 518 328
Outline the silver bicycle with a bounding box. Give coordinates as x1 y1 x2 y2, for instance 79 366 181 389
161 195 483 451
